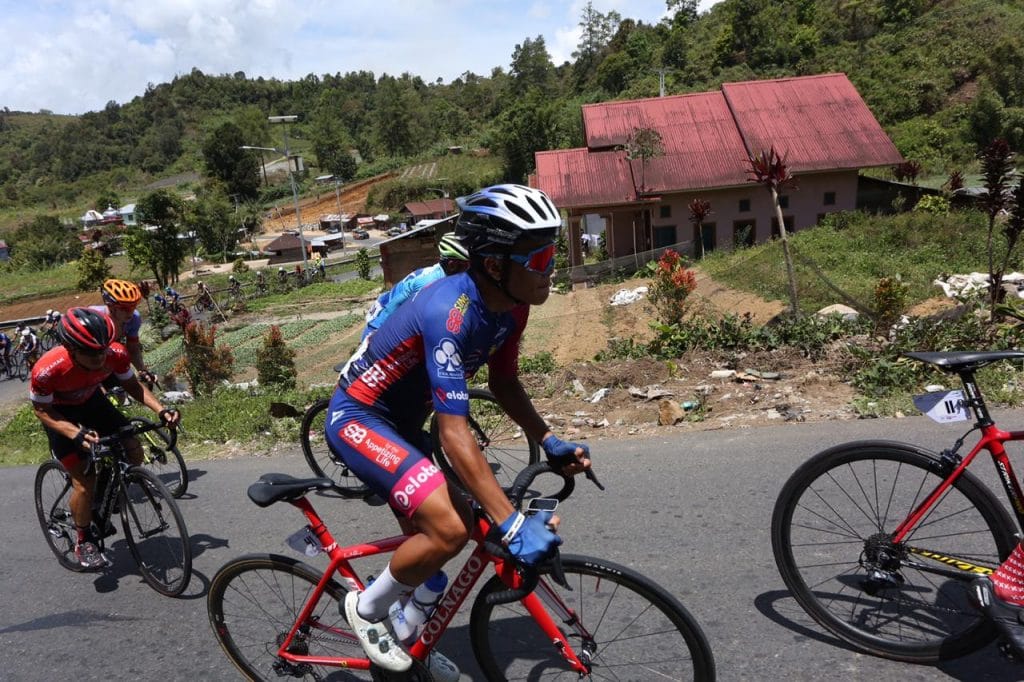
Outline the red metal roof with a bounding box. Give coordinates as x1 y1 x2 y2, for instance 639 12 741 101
402 198 455 216
540 73 902 209
721 73 904 172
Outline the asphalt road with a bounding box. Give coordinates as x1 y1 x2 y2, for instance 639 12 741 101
2 416 1024 681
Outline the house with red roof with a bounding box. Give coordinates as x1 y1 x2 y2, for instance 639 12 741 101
531 73 904 271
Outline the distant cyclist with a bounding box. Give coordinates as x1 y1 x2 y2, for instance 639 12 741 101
44 309 62 329
91 279 156 385
17 327 40 368
29 307 179 568
361 233 470 340
254 270 267 293
164 286 181 307
0 330 11 371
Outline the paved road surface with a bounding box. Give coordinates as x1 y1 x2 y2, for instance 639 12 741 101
2 416 1023 680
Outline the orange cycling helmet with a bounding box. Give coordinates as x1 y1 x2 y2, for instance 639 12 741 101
101 279 142 306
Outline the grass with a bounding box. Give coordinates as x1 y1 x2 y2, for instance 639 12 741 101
0 254 139 306
698 209 994 313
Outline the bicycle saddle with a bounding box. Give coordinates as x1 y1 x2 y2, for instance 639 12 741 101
248 473 336 507
904 350 1024 373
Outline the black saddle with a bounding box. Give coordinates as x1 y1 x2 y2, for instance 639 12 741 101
247 473 335 507
904 350 1024 373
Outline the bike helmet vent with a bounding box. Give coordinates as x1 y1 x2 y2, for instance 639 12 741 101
101 279 142 305
456 184 562 251
59 307 114 352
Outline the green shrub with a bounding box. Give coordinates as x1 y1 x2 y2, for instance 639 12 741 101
914 194 950 214
519 351 556 375
75 249 112 290
256 325 297 390
232 257 250 274
172 321 235 395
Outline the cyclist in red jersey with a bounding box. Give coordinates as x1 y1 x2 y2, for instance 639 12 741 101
30 308 179 569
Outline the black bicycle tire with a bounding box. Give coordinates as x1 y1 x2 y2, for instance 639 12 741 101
128 416 188 498
771 440 1016 662
120 467 192 597
34 460 87 572
299 398 369 495
16 353 28 381
470 554 715 681
430 388 541 493
207 553 357 681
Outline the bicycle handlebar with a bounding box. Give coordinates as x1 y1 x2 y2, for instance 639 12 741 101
91 412 179 456
483 460 603 605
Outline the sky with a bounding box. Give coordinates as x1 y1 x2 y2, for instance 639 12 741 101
0 0 722 116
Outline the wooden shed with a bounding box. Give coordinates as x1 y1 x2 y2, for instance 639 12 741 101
378 216 456 287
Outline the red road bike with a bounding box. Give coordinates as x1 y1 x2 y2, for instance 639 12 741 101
208 462 715 680
772 350 1024 662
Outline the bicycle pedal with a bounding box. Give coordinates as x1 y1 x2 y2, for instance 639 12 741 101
998 640 1022 662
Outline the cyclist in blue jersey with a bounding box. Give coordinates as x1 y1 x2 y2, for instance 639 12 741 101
91 279 155 384
326 184 591 674
361 233 470 340
0 330 11 371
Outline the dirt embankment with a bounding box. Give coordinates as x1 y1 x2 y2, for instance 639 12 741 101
261 174 393 231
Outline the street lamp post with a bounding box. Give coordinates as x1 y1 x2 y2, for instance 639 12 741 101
242 114 308 270
426 181 450 218
315 174 347 251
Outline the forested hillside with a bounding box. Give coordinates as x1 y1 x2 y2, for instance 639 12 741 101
2 0 1023 231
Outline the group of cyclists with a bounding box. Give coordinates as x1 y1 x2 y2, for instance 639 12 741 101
1 310 61 378
32 182 1024 672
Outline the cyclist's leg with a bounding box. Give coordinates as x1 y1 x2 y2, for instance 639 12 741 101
971 541 1024 657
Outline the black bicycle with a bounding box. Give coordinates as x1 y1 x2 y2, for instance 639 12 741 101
34 419 192 597
300 387 540 494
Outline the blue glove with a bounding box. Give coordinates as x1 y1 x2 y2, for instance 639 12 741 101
498 510 562 566
542 434 590 469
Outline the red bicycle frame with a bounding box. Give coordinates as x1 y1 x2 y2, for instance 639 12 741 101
269 494 591 673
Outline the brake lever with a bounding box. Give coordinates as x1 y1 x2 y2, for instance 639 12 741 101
548 550 571 591
585 468 605 491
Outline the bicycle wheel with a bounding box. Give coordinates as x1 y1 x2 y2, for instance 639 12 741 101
34 460 87 572
771 440 1017 662
129 417 188 498
119 467 192 597
208 553 368 681
431 388 540 492
300 398 369 495
471 554 715 681
16 353 28 381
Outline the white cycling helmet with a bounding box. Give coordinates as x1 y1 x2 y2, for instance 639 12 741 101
21 329 31 338
455 184 561 252
46 309 54 316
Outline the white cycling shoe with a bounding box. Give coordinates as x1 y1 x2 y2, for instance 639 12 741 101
344 591 412 672
425 650 460 682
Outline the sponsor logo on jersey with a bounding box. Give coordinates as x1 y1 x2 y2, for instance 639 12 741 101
434 387 469 407
339 420 409 473
446 294 471 333
432 338 463 379
329 408 346 426
391 461 442 511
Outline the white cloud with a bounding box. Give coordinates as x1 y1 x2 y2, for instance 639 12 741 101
0 0 723 114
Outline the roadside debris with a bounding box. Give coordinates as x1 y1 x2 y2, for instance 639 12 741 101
628 385 675 401
609 287 648 306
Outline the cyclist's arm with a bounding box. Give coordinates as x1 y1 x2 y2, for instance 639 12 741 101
436 412 515 522
31 401 97 445
122 374 177 426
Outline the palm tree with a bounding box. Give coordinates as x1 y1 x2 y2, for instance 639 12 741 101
688 199 711 259
747 146 799 316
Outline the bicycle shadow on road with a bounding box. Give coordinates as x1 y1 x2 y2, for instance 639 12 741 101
754 589 1021 680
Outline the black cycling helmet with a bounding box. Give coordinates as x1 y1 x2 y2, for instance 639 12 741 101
59 307 114 352
455 184 562 254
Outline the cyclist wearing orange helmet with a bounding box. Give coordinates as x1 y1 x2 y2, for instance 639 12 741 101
90 279 155 384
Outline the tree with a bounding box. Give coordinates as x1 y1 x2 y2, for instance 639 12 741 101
7 215 82 270
624 126 665 193
979 138 1017 314
172 321 235 396
688 199 712 259
572 2 621 89
373 75 428 157
201 121 260 200
255 325 297 390
95 190 120 212
747 146 800 316
127 189 188 286
510 36 557 96
75 248 112 290
187 184 238 262
496 88 564 182
665 0 699 29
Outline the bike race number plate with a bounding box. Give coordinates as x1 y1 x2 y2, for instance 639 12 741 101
912 389 970 424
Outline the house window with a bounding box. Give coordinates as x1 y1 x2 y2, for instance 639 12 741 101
659 205 671 219
778 195 789 209
733 220 756 248
738 198 751 212
824 191 836 206
654 225 676 248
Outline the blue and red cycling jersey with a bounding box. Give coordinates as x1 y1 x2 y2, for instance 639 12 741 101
338 271 527 430
362 263 445 340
